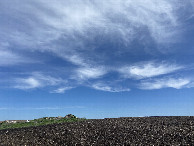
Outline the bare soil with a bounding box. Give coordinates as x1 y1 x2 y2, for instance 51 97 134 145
0 116 194 145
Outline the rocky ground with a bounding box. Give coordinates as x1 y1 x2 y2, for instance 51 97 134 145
0 116 194 145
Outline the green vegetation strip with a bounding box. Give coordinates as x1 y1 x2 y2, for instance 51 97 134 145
0 117 86 130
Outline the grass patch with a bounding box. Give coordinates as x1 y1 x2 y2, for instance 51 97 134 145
0 115 86 130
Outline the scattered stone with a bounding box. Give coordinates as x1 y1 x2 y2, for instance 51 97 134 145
0 116 194 145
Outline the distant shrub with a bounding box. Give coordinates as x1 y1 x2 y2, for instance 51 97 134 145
0 114 86 130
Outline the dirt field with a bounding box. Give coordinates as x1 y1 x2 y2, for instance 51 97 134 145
0 116 194 145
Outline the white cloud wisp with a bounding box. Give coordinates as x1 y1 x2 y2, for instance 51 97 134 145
119 62 183 79
14 73 63 90
75 66 107 80
139 78 190 90
52 86 74 93
91 82 130 92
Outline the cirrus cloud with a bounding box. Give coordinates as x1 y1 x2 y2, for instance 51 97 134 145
139 77 190 90
118 62 183 79
14 72 64 90
0 0 194 93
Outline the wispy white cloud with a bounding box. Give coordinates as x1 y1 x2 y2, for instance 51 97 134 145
139 77 190 90
186 81 194 88
0 0 184 64
52 86 74 93
40 0 179 44
0 49 29 66
14 72 63 89
75 66 107 80
119 62 183 79
91 82 130 92
14 77 41 89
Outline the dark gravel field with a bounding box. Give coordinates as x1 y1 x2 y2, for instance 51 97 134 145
0 116 194 145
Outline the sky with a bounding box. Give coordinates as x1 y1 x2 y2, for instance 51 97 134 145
0 0 194 120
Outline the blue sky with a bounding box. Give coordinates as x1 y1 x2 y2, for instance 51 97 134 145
0 0 194 120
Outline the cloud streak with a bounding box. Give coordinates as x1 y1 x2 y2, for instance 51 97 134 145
0 49 31 66
91 82 130 92
52 86 75 93
119 62 183 79
14 72 64 89
0 0 184 59
75 66 107 80
139 77 190 90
